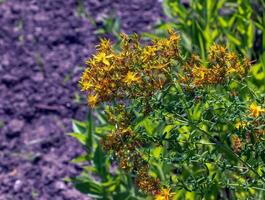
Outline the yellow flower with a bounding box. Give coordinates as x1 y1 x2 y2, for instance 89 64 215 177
168 29 180 42
142 46 157 60
226 67 237 74
80 81 93 91
235 121 249 129
249 103 265 118
88 94 98 107
96 38 112 51
155 188 172 200
208 44 227 62
93 52 113 66
209 44 226 54
226 52 237 61
123 71 141 85
199 70 205 79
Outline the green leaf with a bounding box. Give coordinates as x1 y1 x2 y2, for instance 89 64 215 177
141 32 161 41
203 25 212 50
95 124 114 136
211 29 219 41
93 145 108 178
72 177 103 196
198 33 205 59
191 103 202 121
250 53 265 82
95 109 108 124
72 120 87 134
228 15 236 27
206 0 214 22
216 0 226 10
162 0 173 18
247 21 254 48
68 132 87 145
254 22 265 31
226 33 241 46
172 1 188 19
101 179 120 192
142 118 156 135
113 192 133 200
218 17 228 28
71 154 89 163
181 32 192 52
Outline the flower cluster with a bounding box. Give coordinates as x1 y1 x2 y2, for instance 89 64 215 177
102 126 162 195
79 30 180 107
101 106 161 195
232 102 265 152
80 31 255 198
180 44 251 87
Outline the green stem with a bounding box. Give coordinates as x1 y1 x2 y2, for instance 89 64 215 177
86 109 94 153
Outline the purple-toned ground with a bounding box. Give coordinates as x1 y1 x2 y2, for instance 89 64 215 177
0 1 164 199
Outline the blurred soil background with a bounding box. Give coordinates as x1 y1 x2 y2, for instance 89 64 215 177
0 0 164 199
